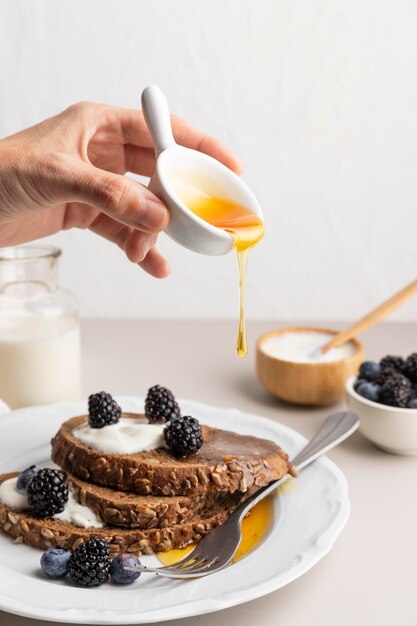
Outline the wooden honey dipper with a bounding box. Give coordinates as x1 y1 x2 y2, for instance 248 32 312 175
320 278 417 354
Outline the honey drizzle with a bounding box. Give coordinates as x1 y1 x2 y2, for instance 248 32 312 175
157 496 273 568
236 247 249 357
178 191 264 357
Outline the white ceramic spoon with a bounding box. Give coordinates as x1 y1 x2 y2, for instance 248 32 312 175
141 85 263 256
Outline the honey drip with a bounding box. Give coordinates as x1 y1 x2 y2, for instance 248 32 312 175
236 248 250 357
176 188 264 357
158 496 273 568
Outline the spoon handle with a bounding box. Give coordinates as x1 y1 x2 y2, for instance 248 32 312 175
141 85 176 157
321 277 417 353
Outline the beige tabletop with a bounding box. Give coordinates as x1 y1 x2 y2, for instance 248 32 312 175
1 319 416 626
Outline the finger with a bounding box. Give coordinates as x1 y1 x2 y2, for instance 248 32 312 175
124 138 240 178
104 106 242 174
124 229 157 264
89 212 157 263
68 160 169 233
124 145 156 177
88 211 132 248
171 115 243 174
138 246 170 278
89 210 170 276
127 119 242 175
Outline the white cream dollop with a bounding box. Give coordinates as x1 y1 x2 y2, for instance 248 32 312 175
73 418 167 454
0 476 103 528
262 331 356 363
0 477 30 511
55 491 102 528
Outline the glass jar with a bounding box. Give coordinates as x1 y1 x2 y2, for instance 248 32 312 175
0 244 82 408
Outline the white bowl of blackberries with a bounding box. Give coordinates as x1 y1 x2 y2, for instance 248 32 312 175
346 353 417 455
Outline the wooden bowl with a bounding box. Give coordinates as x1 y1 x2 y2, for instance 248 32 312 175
256 327 364 406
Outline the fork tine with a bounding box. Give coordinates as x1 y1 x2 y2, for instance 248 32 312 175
183 557 208 571
171 555 223 574
131 548 204 575
169 556 226 577
184 556 221 573
200 555 221 570
124 554 228 578
168 546 205 569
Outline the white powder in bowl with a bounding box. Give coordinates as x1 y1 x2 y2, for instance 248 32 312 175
261 331 356 364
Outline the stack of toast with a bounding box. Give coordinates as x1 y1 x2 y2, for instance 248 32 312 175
0 407 293 558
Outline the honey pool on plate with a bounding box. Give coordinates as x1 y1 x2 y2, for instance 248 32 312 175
176 189 264 357
158 496 273 567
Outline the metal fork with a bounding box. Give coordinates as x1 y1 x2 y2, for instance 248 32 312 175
125 412 359 579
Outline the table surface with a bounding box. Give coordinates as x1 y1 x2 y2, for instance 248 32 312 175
1 319 416 626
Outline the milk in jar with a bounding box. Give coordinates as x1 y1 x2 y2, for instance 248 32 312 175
0 245 82 408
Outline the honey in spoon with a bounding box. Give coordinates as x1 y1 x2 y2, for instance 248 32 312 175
176 188 264 357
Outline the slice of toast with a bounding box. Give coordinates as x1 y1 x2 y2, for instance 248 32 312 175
0 473 235 557
68 474 245 528
51 414 292 496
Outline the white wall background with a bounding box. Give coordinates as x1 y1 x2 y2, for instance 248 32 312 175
1 0 417 321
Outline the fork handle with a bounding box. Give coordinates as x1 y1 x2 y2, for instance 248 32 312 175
234 411 359 523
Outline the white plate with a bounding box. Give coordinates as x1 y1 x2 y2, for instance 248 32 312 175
0 397 350 624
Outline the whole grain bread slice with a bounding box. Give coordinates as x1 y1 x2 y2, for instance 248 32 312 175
68 473 246 528
51 414 293 496
0 473 236 557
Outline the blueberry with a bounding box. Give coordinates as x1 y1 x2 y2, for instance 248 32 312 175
359 361 381 382
16 465 38 494
41 547 71 578
110 553 141 584
408 398 417 409
356 382 380 403
354 378 367 391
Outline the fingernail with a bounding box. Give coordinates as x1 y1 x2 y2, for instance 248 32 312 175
135 200 168 231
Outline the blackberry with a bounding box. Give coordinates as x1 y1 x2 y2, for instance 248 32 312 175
380 355 406 373
404 353 417 383
358 361 381 382
88 392 121 428
380 375 412 408
164 415 203 458
145 385 181 424
375 367 403 386
27 468 69 518
69 535 110 587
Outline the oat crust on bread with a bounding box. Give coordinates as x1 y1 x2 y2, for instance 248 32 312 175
0 472 235 556
51 414 292 496
68 473 245 529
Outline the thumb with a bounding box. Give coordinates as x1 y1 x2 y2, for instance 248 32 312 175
69 161 169 232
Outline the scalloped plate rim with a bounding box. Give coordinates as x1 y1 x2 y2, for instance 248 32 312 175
0 397 350 624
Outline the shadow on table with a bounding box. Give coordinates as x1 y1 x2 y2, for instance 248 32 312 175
229 370 328 416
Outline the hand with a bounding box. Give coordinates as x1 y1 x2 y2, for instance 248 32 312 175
0 102 241 277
